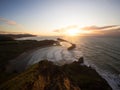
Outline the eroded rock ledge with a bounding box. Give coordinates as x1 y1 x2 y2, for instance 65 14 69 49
0 60 112 90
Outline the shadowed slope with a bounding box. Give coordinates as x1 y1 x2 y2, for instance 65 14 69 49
0 60 112 90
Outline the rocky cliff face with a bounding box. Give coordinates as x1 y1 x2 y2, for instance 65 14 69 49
32 60 80 90
0 60 112 90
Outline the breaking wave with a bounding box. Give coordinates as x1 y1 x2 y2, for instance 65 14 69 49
27 46 82 65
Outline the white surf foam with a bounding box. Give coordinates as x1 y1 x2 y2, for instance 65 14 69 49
83 57 120 90
27 46 82 66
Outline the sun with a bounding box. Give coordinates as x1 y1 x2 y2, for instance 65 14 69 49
66 29 79 36
63 27 93 36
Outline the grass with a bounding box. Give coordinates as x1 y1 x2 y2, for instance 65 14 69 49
0 60 112 90
0 40 58 66
0 40 58 84
0 39 111 90
0 63 39 90
62 62 111 90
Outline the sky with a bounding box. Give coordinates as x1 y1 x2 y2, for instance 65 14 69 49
0 0 120 36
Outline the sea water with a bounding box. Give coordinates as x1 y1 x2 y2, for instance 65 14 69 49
17 36 120 90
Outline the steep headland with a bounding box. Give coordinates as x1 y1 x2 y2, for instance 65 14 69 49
0 34 36 40
0 60 112 90
0 37 112 90
0 39 59 84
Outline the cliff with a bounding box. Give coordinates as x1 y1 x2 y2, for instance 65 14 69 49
0 40 60 84
0 60 112 90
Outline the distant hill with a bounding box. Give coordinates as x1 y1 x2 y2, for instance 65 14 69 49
0 34 36 38
0 35 15 41
0 34 36 41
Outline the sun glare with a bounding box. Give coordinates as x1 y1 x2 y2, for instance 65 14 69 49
64 27 94 36
66 29 79 36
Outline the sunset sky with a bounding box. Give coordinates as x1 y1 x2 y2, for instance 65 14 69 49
0 0 120 36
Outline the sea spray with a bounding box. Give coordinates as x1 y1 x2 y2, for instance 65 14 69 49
84 57 120 90
27 46 82 66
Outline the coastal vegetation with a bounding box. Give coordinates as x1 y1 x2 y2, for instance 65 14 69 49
0 60 112 90
0 35 112 90
0 35 59 84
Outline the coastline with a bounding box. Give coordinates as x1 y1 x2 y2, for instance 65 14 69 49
0 59 112 90
0 39 112 90
0 39 59 84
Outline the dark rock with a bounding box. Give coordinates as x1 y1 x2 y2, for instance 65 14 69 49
0 60 112 90
78 57 84 64
67 44 76 50
0 35 14 41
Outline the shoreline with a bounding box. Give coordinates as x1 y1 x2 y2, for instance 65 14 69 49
0 59 112 90
7 45 60 73
0 39 112 90
0 39 59 84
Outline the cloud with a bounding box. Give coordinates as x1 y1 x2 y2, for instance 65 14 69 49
0 17 27 35
0 17 18 26
54 29 61 33
6 20 17 25
0 17 24 30
53 25 78 33
108 27 120 31
53 25 120 36
54 25 119 34
82 25 120 36
82 25 119 31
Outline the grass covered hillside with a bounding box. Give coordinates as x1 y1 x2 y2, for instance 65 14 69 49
0 60 112 90
0 39 59 84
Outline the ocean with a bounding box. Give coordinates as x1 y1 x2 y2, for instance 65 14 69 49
17 36 120 90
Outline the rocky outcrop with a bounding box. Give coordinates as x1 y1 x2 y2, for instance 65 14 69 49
32 60 80 90
0 60 112 90
57 38 76 50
